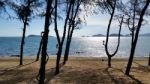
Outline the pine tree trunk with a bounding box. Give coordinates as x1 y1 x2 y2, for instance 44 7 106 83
125 1 150 75
55 1 72 74
63 38 71 64
55 44 62 74
19 0 31 65
20 18 27 65
36 38 42 61
38 0 52 83
125 43 136 75
63 24 74 64
108 57 111 67
148 53 150 66
63 23 72 65
63 0 81 65
105 1 116 68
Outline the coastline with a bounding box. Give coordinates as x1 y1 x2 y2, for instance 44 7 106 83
0 55 149 62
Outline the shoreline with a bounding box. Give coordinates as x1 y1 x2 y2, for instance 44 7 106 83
0 55 149 61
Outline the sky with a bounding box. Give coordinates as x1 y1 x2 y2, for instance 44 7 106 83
0 12 150 37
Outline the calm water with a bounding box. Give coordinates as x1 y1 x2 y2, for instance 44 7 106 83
0 37 150 57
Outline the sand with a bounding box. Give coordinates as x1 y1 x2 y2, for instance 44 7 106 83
0 57 149 84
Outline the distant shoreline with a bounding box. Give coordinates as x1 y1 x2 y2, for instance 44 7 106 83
0 55 149 60
0 35 150 38
89 33 150 37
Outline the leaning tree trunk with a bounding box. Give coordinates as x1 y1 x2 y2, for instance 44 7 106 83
125 1 150 75
20 17 28 65
63 15 73 65
35 37 42 61
19 0 31 65
63 25 72 64
148 54 150 66
54 0 60 46
38 0 52 83
35 32 43 61
55 0 72 74
63 24 75 64
63 0 81 65
63 37 71 64
55 44 63 74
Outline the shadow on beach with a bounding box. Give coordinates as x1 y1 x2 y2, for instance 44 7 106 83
0 58 149 84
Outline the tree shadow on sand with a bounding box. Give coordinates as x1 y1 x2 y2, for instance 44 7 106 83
45 65 137 84
47 65 144 84
0 61 37 84
127 75 143 84
0 61 35 76
133 61 150 72
0 61 147 84
105 67 143 84
105 67 122 84
45 62 65 84
4 62 66 84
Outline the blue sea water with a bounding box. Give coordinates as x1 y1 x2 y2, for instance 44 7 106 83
0 36 150 57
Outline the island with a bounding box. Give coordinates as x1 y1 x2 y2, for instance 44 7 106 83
91 33 150 37
92 34 105 37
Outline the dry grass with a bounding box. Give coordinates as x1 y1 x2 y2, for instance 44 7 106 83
0 57 149 84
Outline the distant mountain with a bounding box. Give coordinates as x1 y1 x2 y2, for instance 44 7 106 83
92 34 104 37
28 35 41 37
139 33 150 36
124 34 131 37
124 33 150 37
81 35 90 37
91 33 150 37
92 33 124 37
109 33 123 37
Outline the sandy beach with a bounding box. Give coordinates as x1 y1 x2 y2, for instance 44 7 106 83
0 56 149 84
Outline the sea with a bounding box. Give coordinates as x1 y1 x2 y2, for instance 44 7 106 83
0 36 150 58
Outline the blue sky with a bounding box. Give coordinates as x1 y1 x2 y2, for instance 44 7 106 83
0 13 150 37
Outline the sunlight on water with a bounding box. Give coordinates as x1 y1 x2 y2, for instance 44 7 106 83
0 37 150 57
